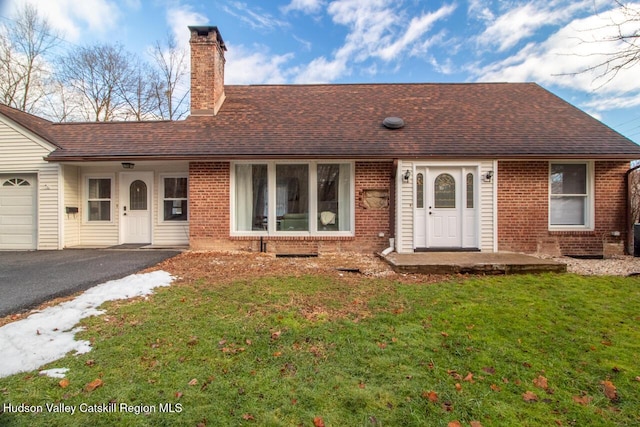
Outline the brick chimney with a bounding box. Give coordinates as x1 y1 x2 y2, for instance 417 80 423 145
189 26 227 116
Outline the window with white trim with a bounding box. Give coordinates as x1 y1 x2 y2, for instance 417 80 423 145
233 162 353 235
162 176 188 221
87 178 112 221
549 162 592 228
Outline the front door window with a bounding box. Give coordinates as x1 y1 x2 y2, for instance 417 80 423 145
129 180 147 210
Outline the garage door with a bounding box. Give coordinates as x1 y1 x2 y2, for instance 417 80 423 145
0 175 37 250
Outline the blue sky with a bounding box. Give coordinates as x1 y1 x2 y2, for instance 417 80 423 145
2 0 640 144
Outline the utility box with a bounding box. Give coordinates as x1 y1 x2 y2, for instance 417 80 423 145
635 224 640 257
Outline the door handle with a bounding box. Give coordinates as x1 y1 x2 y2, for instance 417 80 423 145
123 206 127 216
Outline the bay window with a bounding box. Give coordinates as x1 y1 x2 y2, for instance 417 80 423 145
549 162 592 228
233 162 353 235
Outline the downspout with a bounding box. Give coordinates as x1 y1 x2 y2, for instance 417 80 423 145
382 159 398 256
625 163 640 254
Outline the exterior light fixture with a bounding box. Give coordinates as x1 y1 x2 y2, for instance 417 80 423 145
121 162 135 169
402 170 411 183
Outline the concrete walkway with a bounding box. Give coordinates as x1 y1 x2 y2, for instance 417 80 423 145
383 252 567 274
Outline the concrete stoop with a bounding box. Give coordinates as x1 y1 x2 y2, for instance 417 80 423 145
382 252 567 275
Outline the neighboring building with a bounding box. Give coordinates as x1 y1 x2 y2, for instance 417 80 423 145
1 26 640 256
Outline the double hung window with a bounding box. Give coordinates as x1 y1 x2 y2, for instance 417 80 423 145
549 162 592 228
87 178 112 221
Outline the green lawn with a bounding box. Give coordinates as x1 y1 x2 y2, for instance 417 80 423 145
1 269 639 426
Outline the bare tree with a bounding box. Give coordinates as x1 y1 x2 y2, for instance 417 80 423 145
149 33 190 120
119 60 163 121
0 3 60 113
569 1 640 86
57 43 138 121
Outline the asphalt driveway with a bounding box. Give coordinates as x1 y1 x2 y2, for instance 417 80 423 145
0 249 180 317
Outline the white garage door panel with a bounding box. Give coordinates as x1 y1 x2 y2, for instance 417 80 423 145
0 175 37 250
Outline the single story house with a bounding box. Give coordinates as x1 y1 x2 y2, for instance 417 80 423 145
2 26 640 256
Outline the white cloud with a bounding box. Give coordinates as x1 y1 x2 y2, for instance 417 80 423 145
290 0 455 82
378 4 456 61
282 0 325 15
221 1 288 31
165 5 209 49
10 0 122 42
467 0 494 22
293 55 349 83
472 3 640 111
226 43 295 84
476 1 589 52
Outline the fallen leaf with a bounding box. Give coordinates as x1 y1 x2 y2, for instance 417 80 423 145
175 392 183 399
85 378 103 392
358 382 366 389
242 413 255 420
482 367 495 374
463 372 475 383
273 351 282 357
601 380 618 401
447 420 461 426
635 376 640 382
533 375 548 389
441 331 449 337
422 390 438 402
523 391 538 402
58 379 70 388
455 383 462 392
441 401 454 412
572 395 592 406
470 421 483 427
490 384 501 392
313 416 325 427
188 378 198 386
377 342 387 349
271 330 282 340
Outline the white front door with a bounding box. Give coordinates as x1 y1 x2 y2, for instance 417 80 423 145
428 168 461 248
120 172 152 244
414 166 477 250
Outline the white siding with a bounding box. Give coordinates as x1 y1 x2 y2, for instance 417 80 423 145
62 165 80 247
154 169 189 246
396 159 496 253
0 117 60 249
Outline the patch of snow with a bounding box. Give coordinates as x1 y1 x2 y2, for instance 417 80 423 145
0 270 173 379
39 368 69 378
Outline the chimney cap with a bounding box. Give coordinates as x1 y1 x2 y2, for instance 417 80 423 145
188 26 227 50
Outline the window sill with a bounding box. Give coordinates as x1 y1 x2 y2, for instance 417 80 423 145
231 233 355 241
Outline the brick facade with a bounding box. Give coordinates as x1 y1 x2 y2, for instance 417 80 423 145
188 161 393 254
497 160 629 256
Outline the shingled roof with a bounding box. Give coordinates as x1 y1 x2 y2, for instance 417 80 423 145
2 82 640 161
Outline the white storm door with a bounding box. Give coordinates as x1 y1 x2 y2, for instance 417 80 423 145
427 168 462 248
120 172 152 244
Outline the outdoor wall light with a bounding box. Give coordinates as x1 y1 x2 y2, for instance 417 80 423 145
482 171 494 182
402 170 411 183
121 162 135 169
